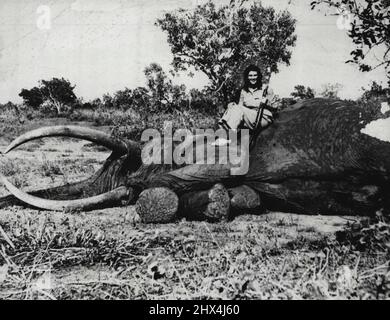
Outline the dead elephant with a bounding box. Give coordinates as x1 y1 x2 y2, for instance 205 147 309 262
1 98 389 223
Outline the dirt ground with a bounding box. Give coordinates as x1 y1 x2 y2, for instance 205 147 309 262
0 123 389 300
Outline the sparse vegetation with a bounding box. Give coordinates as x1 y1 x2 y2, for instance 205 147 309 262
0 207 388 299
41 158 63 178
360 81 390 102
320 83 344 99
290 85 316 100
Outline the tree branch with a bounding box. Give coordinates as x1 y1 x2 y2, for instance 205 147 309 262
175 52 219 83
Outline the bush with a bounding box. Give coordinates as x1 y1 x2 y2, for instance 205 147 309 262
41 159 63 177
278 97 297 111
336 211 390 255
0 104 28 140
68 85 222 141
359 96 390 120
111 107 218 141
5 78 226 144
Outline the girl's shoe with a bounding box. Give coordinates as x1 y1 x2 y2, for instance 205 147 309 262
211 138 231 146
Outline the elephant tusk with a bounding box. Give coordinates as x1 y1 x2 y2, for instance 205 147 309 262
4 126 130 155
0 174 130 211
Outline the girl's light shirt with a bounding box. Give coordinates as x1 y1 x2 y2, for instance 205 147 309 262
238 87 277 109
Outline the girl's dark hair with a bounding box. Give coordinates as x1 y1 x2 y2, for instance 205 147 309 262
243 64 262 91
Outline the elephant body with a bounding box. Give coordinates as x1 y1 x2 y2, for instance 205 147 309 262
1 98 389 219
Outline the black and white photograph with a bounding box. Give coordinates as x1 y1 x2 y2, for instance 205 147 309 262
0 0 389 301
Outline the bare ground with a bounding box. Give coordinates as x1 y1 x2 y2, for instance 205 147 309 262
0 124 389 300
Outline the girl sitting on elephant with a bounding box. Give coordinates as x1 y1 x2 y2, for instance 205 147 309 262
214 64 278 146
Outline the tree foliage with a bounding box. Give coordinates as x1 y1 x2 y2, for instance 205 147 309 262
19 87 44 109
111 88 134 109
40 78 77 114
290 85 316 100
156 0 296 103
144 63 187 111
360 81 390 101
19 77 77 114
311 0 390 82
144 63 172 108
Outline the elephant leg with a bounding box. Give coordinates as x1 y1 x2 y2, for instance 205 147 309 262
179 183 230 222
228 185 262 214
135 187 179 223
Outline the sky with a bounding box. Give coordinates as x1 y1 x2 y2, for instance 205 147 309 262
0 0 388 104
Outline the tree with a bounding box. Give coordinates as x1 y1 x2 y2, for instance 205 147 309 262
311 0 390 83
156 0 297 104
144 63 171 108
169 84 188 108
113 88 133 109
19 87 44 109
102 93 114 109
320 83 343 99
290 85 316 100
40 78 77 114
19 78 77 114
130 87 151 110
144 63 188 110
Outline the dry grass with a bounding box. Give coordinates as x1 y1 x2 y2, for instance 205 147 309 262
0 209 388 300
